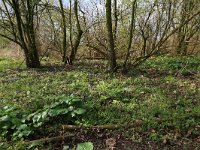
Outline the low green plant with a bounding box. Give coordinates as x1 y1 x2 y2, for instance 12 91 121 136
76 142 94 150
0 96 86 141
0 106 22 140
62 142 94 150
95 79 132 104
142 56 200 73
1 55 200 147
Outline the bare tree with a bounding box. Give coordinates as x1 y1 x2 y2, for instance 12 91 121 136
177 0 200 55
0 0 41 68
82 0 109 59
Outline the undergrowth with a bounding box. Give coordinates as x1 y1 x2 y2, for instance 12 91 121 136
0 55 200 148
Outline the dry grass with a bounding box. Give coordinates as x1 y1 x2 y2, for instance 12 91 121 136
0 47 23 59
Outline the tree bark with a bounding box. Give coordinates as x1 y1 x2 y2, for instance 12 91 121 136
69 0 83 65
176 0 198 56
106 0 117 72
11 0 40 68
123 0 137 71
113 0 118 41
59 0 68 63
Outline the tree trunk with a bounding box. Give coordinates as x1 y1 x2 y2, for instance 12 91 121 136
59 0 68 63
113 0 118 41
12 0 40 68
177 2 187 55
123 0 137 71
176 0 197 56
69 0 83 65
106 0 117 72
24 46 41 68
26 0 40 68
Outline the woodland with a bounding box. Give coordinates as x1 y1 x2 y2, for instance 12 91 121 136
0 0 200 149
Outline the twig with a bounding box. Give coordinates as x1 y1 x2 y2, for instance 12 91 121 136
62 120 144 131
25 134 73 145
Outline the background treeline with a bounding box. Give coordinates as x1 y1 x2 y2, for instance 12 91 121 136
0 0 199 71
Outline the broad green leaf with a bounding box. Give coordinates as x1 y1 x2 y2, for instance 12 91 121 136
74 108 86 115
0 115 10 122
28 141 43 149
76 142 94 150
63 145 70 150
17 124 28 130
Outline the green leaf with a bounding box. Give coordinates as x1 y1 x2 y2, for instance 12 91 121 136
11 118 21 125
74 108 86 115
48 109 69 116
0 115 10 122
41 111 48 119
33 122 43 127
28 141 43 149
76 142 94 150
63 145 69 150
17 124 28 130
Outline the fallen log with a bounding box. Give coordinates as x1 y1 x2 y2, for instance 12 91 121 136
62 120 143 131
25 134 73 145
25 120 144 145
62 124 123 130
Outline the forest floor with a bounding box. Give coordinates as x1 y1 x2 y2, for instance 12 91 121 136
0 55 200 149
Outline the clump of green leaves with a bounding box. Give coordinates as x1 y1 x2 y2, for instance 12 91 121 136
95 79 132 104
142 56 200 73
0 106 22 140
0 96 86 141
